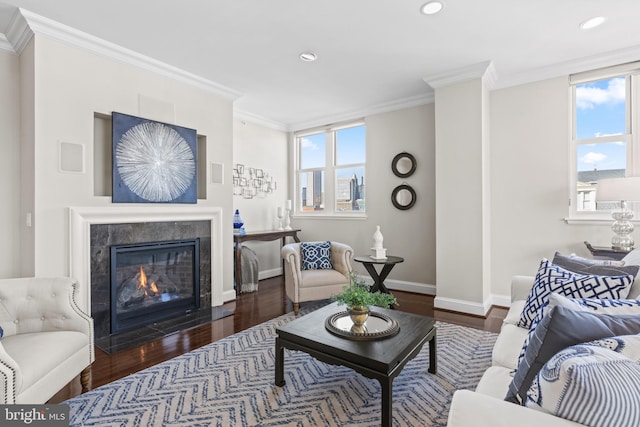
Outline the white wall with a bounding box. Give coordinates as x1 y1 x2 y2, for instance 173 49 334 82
292 104 436 293
430 75 616 312
0 50 22 277
20 41 35 277
482 79 492 307
232 118 288 277
434 79 488 314
489 76 613 300
22 36 235 298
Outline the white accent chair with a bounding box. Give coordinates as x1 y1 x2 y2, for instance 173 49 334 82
0 277 94 403
281 241 353 314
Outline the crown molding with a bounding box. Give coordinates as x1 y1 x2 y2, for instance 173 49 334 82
4 9 640 126
482 61 498 90
11 8 241 101
3 8 31 54
494 44 640 90
423 60 495 89
233 109 288 132
0 34 13 53
287 92 434 132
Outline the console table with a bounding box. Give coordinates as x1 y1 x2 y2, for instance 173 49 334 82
234 229 301 291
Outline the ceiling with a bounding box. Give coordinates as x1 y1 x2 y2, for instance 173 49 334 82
2 1 640 131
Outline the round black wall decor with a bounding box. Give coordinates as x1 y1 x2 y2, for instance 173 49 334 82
391 152 417 178
391 184 416 210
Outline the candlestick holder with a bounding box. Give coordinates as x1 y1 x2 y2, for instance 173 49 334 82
284 208 292 230
276 207 284 231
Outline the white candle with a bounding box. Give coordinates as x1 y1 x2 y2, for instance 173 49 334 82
286 200 292 210
277 207 283 217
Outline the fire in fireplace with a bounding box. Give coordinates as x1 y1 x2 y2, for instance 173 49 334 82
110 239 200 334
117 265 178 308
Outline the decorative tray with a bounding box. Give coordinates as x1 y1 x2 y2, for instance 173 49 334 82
325 311 400 341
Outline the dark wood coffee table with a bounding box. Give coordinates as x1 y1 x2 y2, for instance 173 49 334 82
275 302 436 427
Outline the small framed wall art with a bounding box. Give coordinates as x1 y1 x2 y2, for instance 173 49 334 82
232 163 276 199
112 112 198 203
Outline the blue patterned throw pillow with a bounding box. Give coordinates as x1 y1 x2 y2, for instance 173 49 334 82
526 335 640 427
550 293 640 314
517 258 634 329
507 305 640 405
516 291 640 367
301 241 333 270
552 251 639 276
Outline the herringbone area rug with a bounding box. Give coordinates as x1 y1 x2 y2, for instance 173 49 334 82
66 310 497 426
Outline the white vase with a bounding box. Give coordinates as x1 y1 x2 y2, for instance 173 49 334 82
373 225 384 250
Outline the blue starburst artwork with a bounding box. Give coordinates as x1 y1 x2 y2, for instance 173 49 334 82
112 112 197 203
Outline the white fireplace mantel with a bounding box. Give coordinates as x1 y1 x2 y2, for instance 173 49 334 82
69 206 224 314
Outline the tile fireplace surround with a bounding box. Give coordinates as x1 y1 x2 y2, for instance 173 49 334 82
69 207 224 318
92 221 209 340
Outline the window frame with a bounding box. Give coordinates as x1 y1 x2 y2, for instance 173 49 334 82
293 120 367 218
568 63 640 221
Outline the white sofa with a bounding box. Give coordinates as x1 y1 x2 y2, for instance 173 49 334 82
0 277 94 403
448 272 640 427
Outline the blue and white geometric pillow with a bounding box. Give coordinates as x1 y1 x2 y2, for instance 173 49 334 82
301 241 333 270
517 258 634 329
517 291 640 367
526 335 640 427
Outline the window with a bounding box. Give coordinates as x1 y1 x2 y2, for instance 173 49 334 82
570 63 640 217
295 122 366 215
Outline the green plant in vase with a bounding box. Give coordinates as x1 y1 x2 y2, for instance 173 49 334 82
332 271 397 331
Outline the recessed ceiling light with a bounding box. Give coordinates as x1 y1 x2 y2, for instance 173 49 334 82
579 16 606 30
421 1 444 15
299 52 317 62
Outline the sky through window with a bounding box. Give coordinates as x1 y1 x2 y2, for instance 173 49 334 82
576 77 626 172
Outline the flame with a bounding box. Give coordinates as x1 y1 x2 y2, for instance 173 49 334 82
138 266 160 296
150 282 160 294
138 266 147 289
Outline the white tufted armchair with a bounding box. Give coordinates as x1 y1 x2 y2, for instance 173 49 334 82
0 277 94 403
282 241 353 314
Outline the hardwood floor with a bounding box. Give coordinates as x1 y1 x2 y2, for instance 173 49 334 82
49 276 507 403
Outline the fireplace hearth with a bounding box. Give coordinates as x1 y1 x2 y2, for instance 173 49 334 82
110 239 200 334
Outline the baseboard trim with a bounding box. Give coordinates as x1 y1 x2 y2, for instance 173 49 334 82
434 296 489 316
488 294 511 308
253 271 436 295
258 268 282 281
435 293 512 316
229 271 510 313
383 279 436 295
222 289 237 303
